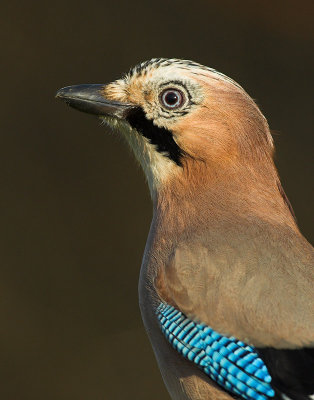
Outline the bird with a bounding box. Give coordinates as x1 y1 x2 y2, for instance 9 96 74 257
56 58 314 400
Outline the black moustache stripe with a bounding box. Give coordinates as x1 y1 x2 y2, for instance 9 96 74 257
126 108 183 166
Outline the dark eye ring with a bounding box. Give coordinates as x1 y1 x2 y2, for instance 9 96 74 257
160 88 185 110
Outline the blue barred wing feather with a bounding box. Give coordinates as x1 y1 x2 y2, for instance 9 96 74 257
157 303 276 400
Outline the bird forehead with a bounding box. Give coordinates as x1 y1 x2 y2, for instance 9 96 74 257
105 66 205 106
126 58 243 93
104 60 242 108
127 68 200 102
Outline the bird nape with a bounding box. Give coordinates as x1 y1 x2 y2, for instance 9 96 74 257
56 58 314 400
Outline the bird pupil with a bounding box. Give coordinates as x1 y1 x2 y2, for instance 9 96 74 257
165 91 178 105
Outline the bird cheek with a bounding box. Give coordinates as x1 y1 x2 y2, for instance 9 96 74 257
174 132 202 157
143 89 155 104
139 106 158 123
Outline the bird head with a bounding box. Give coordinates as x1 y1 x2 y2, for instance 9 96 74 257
56 58 276 204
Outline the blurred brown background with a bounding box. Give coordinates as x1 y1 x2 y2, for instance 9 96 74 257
0 0 313 399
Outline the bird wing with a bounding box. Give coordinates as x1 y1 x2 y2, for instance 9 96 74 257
155 221 314 399
157 303 276 400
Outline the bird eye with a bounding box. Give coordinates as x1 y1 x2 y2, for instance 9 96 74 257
160 89 184 110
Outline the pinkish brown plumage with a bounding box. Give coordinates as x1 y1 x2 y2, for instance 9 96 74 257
57 58 314 400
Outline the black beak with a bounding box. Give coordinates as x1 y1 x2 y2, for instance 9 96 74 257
55 84 136 119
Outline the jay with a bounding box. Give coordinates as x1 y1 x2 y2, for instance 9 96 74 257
56 58 314 400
